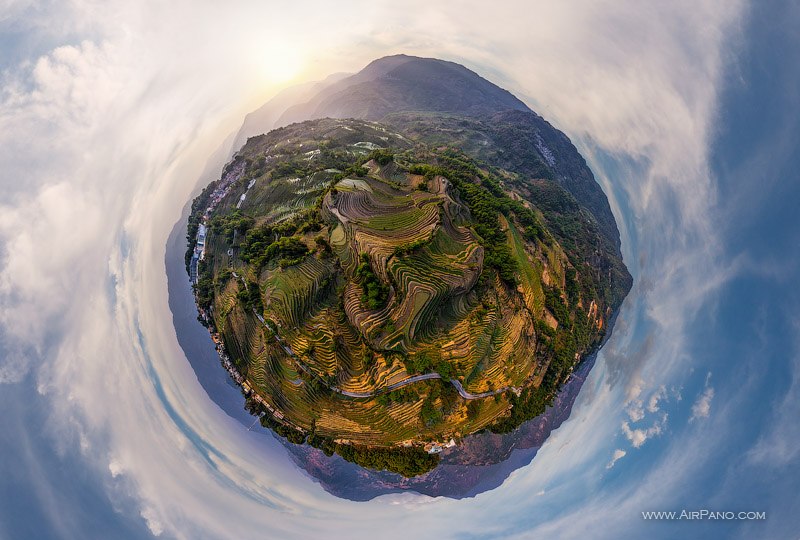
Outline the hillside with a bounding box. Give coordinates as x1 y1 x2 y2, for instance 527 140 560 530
253 55 623 251
277 55 529 125
189 115 631 477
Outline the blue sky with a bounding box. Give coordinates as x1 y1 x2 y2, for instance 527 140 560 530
1 1 798 538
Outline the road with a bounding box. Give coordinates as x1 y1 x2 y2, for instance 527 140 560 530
336 373 442 398
233 273 520 401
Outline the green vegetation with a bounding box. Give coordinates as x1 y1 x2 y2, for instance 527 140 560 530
489 385 553 434
355 254 389 310
543 284 570 328
419 381 459 426
333 165 369 181
392 237 431 257
237 280 263 312
240 225 311 270
208 210 254 243
193 258 214 311
367 148 395 166
408 158 524 286
403 353 434 375
307 433 439 477
187 117 628 477
420 398 443 426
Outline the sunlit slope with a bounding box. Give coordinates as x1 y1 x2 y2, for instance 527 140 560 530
190 118 629 475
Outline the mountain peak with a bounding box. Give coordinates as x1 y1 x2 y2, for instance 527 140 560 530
276 55 529 125
233 56 623 251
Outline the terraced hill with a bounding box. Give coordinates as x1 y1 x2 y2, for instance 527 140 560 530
189 115 630 477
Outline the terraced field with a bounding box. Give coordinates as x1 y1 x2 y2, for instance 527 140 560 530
190 117 626 476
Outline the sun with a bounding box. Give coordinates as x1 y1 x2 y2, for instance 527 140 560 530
261 47 303 84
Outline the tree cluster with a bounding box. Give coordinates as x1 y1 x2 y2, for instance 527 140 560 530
355 254 389 310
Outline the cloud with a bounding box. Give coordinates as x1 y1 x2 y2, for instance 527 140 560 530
620 383 669 448
690 373 715 422
626 401 645 423
0 0 747 538
624 383 667 423
622 413 668 448
647 385 667 413
139 506 165 537
606 449 626 469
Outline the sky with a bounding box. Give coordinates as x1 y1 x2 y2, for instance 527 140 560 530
1 1 799 538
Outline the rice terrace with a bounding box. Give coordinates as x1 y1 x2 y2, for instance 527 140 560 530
188 108 630 477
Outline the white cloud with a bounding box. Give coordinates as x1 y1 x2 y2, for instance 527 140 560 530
606 449 627 469
108 459 123 478
691 387 714 421
690 373 715 422
140 506 165 536
622 413 668 449
0 0 746 538
647 385 667 413
620 383 669 448
625 399 645 422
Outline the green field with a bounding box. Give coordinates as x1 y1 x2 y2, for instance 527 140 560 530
190 118 620 476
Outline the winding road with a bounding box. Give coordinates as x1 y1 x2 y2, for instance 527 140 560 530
230 273 520 400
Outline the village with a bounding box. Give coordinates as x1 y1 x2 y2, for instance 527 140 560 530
189 159 246 286
188 157 306 435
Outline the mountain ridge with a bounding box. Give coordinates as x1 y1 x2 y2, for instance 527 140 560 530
277 54 530 124
186 57 632 477
236 55 623 252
